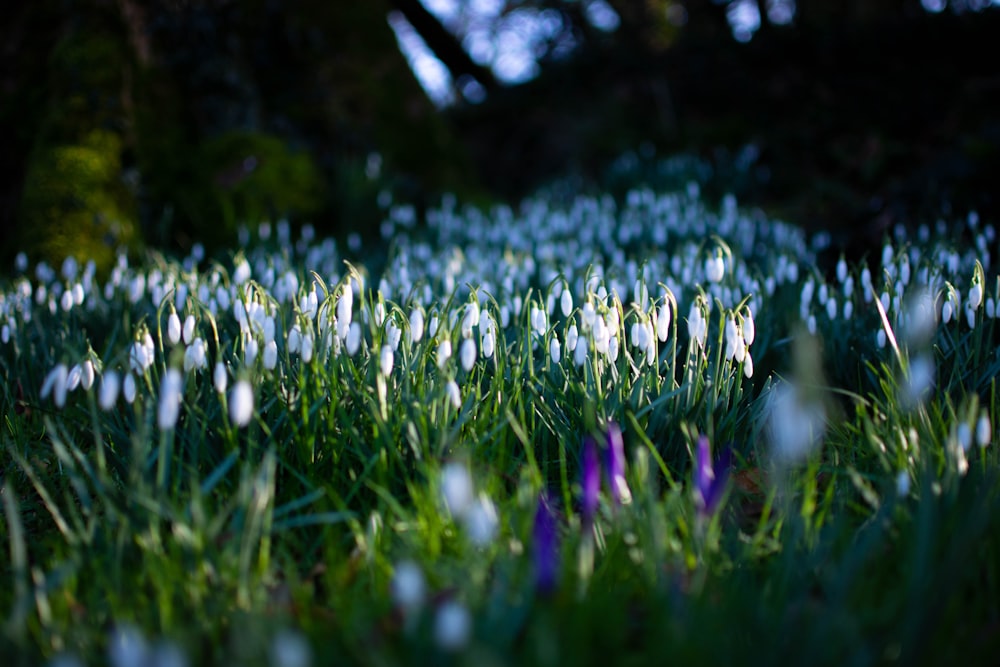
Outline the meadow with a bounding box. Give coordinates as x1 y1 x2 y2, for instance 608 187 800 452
2 173 999 666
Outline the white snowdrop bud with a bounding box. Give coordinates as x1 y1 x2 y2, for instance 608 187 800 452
346 322 362 356
808 314 817 336
244 337 259 367
705 255 724 283
977 412 991 447
574 336 588 366
229 380 254 427
581 301 596 330
566 324 579 352
970 283 983 310
167 312 181 345
630 322 639 348
836 257 847 284
609 335 620 361
213 362 227 394
387 321 402 351
896 470 910 498
966 302 977 329
41 364 69 408
374 302 386 327
1 324 9 344
429 313 440 338
445 380 461 409
593 317 609 355
288 326 301 354
270 630 310 667
560 289 573 317
655 304 670 342
880 292 890 314
549 337 561 364
437 339 452 369
380 345 394 377
67 364 82 391
434 601 471 652
301 331 314 363
843 300 853 320
60 289 73 312
391 561 426 612
409 308 424 343
158 369 184 430
942 299 953 324
826 296 837 321
743 351 754 378
636 319 649 351
441 463 473 517
464 494 498 547
263 340 278 370
957 422 973 452
743 309 755 345
987 298 995 319
99 371 120 410
482 331 495 359
724 317 739 360
108 624 149 667
182 315 196 345
80 359 95 390
876 328 886 349
124 373 137 404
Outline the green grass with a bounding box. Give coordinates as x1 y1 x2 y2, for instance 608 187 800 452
2 191 999 666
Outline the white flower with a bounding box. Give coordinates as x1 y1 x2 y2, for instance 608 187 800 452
41 364 69 408
99 371 120 410
123 373 137 404
288 326 301 354
705 254 725 283
977 412 991 448
481 330 495 359
434 601 471 652
391 560 426 612
67 364 82 391
896 470 910 498
655 303 670 342
969 283 983 310
386 321 402 350
836 257 848 283
437 339 452 369
957 422 972 452
108 624 148 667
574 336 588 366
743 308 755 345
301 331 314 363
167 312 181 345
768 382 824 464
464 494 498 547
409 308 424 343
158 369 184 430
244 337 259 367
743 351 754 378
270 630 311 667
445 379 461 409
263 340 278 370
380 345 394 377
566 324 579 352
549 337 561 364
184 338 206 373
80 359 95 390
441 463 473 517
182 315 196 345
560 289 573 317
229 380 254 427
210 362 226 394
346 322 362 356
460 337 476 371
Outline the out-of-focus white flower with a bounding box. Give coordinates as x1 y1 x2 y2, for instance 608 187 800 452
977 412 991 448
904 356 934 407
836 257 848 283
896 470 910 497
167 312 181 344
437 339 452 369
123 373 137 404
705 254 725 283
464 493 498 547
434 601 472 651
574 336 588 366
409 308 424 343
263 340 278 370
391 560 426 612
876 328 886 349
957 422 972 452
244 336 259 367
158 369 184 430
67 364 82 391
300 330 314 363
441 463 473 517
445 379 461 409
460 337 476 371
182 314 196 344
346 322 362 356
549 337 561 364
482 330 495 359
373 302 386 327
229 380 254 427
270 630 311 667
108 624 148 667
99 371 120 410
655 303 670 342
380 345 394 377
386 321 402 350
41 363 69 408
560 288 573 317
213 362 227 394
768 382 824 464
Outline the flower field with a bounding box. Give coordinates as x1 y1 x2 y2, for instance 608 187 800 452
2 180 999 666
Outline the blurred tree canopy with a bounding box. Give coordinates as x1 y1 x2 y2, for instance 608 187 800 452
1 0 998 269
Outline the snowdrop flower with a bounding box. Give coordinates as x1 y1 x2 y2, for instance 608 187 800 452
60 289 73 312
108 624 148 667
768 382 825 464
232 259 251 285
437 339 452 369
464 493 498 546
566 324 579 352
346 322 362 356
1 323 9 344
373 302 386 327
99 371 120 410
244 336 259 367
41 363 68 408
167 312 181 344
743 351 754 378
336 288 353 326
270 630 311 667
531 306 547 335
876 328 886 349
287 325 301 354
229 379 254 427
158 368 184 430
904 356 934 406
705 253 725 283
123 373 137 404
942 298 953 324
386 320 402 350
836 257 848 284
977 412 991 447
560 288 573 317
965 301 977 329
263 340 278 370
574 337 588 366
300 330 314 363
957 422 972 452
391 560 426 613
182 314 196 345
549 337 561 364
213 362 227 393
409 308 424 343
379 345 394 377
969 282 983 310
67 364 82 392
441 463 473 517
460 337 476 371
80 359 95 390
896 470 911 498
481 330 495 359
445 379 461 409
743 307 755 345
434 601 471 652
655 303 670 342
724 317 739 360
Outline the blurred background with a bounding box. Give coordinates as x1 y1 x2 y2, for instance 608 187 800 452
1 0 998 273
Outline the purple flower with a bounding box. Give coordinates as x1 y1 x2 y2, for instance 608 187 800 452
533 492 559 595
605 422 632 505
695 435 732 516
582 437 600 527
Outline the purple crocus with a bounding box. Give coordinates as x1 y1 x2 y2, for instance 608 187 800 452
695 435 732 516
605 422 632 505
581 437 600 527
533 492 559 595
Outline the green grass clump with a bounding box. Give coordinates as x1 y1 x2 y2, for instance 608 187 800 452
2 187 999 666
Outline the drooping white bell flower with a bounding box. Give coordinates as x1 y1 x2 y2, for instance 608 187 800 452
157 369 184 430
380 345 394 377
213 362 227 394
229 380 254 427
99 371 120 411
167 312 181 345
